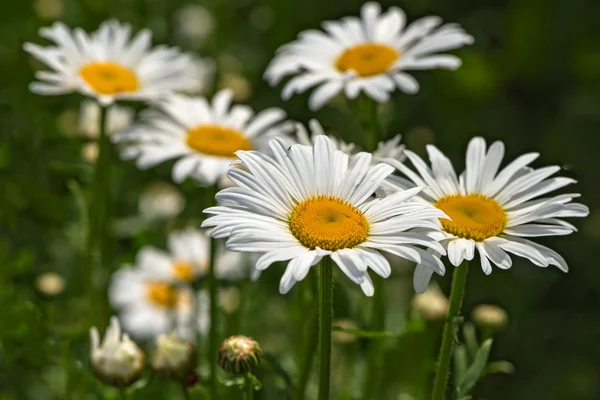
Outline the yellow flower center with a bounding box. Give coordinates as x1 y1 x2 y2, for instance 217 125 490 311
146 282 178 308
186 125 253 158
435 194 507 242
335 43 400 77
79 62 139 95
289 196 369 251
172 261 195 282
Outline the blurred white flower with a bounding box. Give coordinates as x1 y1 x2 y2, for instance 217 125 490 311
175 4 214 45
112 90 291 186
109 267 179 339
81 142 99 163
151 331 196 377
79 100 134 138
24 20 202 105
89 316 145 386
265 2 474 110
180 55 215 95
138 182 186 222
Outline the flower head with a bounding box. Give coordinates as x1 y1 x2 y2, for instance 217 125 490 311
411 285 448 320
112 90 291 186
138 181 186 222
471 304 508 332
89 317 145 387
150 332 196 378
265 2 473 109
384 137 589 292
202 128 446 296
24 20 202 105
218 335 262 374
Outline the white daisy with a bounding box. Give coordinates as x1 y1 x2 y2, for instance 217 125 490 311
109 266 179 339
79 100 134 138
135 227 253 283
24 20 201 105
384 137 589 293
201 132 447 296
264 2 473 110
112 89 291 186
294 119 405 163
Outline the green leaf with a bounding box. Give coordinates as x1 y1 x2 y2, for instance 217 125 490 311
453 344 468 389
331 326 398 338
485 360 516 376
462 322 479 358
457 339 493 398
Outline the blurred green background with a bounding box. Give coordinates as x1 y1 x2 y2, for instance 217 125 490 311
1 0 600 399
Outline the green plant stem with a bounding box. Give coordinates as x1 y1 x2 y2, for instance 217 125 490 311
208 234 218 398
243 374 254 400
180 383 191 400
362 277 385 399
86 104 110 319
296 274 318 400
432 262 470 400
366 98 382 151
317 256 333 400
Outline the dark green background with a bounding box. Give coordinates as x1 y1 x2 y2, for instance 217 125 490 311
1 0 599 399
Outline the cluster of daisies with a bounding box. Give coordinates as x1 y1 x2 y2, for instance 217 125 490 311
25 0 587 387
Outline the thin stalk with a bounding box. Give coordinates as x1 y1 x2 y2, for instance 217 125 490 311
362 277 385 399
296 274 318 400
432 262 470 400
180 383 191 400
243 373 254 400
86 104 110 318
366 98 382 151
317 257 333 400
207 184 219 399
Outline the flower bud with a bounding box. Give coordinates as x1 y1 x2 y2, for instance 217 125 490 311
218 335 262 375
138 182 185 221
411 286 449 321
471 304 508 332
36 272 66 297
332 319 360 344
90 317 145 387
151 332 196 378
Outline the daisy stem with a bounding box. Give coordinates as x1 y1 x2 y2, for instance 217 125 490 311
317 256 333 400
87 104 111 318
296 273 318 400
243 373 254 400
362 276 385 399
207 186 219 398
366 99 382 152
432 261 469 400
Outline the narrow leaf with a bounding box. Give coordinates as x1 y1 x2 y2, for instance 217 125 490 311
457 339 493 397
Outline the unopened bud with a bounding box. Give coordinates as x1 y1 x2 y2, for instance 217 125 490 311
90 317 144 387
138 182 185 221
151 332 196 378
471 304 508 332
36 272 65 297
411 286 449 321
218 335 262 374
332 319 360 344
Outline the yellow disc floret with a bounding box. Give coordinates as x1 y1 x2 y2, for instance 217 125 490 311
289 196 369 251
186 125 253 158
80 62 139 95
146 282 178 308
172 261 195 282
335 43 400 77
435 194 507 242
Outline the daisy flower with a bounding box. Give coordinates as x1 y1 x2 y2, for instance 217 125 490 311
264 2 473 110
294 119 405 162
112 89 291 186
135 228 253 283
202 132 447 296
24 20 201 105
109 266 180 339
384 137 589 293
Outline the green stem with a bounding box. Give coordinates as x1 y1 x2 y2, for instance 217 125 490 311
432 262 470 400
243 373 254 400
181 382 191 400
317 257 333 400
296 274 318 400
366 98 382 151
362 277 385 399
208 235 218 399
86 104 110 318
